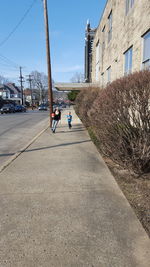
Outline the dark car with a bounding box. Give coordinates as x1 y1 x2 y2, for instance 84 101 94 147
38 104 47 111
1 104 15 114
53 105 62 111
15 105 26 112
53 104 57 109
21 105 26 112
61 104 66 108
15 105 22 112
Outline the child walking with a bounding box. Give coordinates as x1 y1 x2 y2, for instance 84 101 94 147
67 111 72 129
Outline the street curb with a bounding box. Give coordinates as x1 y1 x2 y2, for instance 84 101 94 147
0 124 50 174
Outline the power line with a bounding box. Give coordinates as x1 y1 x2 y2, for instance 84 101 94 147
0 62 18 70
0 54 19 68
0 68 19 73
0 0 38 47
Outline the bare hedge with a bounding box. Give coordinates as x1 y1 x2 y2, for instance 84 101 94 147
75 87 99 127
75 70 150 174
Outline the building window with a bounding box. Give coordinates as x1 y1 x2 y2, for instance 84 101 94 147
142 31 150 69
108 11 112 43
96 41 100 63
107 66 111 83
124 47 133 74
126 0 134 15
95 41 100 81
102 26 105 53
101 72 104 86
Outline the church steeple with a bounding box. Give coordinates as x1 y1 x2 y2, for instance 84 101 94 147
86 19 90 31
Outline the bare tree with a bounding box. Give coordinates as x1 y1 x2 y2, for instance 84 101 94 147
70 72 84 83
30 71 48 103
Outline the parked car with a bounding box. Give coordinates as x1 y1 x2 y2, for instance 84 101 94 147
38 104 47 111
58 104 63 111
21 105 26 112
61 104 66 108
15 105 22 112
53 104 57 109
15 105 26 112
1 104 15 114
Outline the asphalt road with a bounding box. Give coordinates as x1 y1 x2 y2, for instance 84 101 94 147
0 110 49 166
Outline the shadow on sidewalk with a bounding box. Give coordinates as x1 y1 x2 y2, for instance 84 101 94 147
0 139 91 158
25 139 91 153
0 127 88 158
56 129 85 133
0 152 15 157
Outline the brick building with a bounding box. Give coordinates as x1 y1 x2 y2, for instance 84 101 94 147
88 0 150 86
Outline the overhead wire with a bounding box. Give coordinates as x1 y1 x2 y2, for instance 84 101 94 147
0 0 38 47
0 55 19 69
0 0 39 79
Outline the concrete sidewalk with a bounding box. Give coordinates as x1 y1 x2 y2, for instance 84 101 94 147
0 108 150 267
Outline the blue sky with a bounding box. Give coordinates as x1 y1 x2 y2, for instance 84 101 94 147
0 0 106 84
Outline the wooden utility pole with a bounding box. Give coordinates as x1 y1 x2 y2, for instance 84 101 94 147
27 75 33 110
19 67 24 105
43 0 53 127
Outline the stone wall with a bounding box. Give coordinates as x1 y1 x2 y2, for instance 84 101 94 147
91 0 150 86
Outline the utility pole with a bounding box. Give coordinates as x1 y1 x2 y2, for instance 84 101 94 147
43 0 53 127
27 75 33 110
19 67 24 105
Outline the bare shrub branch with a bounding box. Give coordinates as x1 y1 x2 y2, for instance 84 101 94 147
76 70 150 174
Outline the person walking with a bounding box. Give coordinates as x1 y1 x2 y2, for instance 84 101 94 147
51 107 61 133
67 111 72 129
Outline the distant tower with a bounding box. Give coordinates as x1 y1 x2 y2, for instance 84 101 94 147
84 20 96 83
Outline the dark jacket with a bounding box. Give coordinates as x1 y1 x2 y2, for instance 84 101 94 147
54 109 61 121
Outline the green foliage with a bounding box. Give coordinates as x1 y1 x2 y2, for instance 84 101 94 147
67 91 79 102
